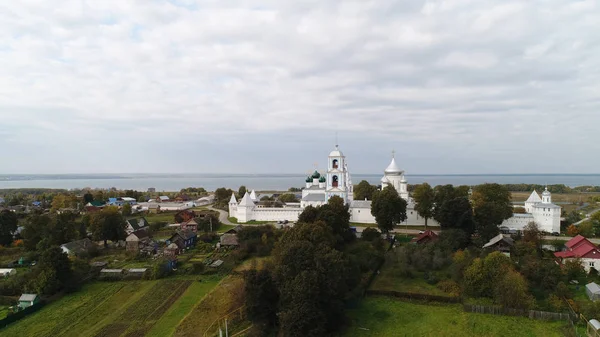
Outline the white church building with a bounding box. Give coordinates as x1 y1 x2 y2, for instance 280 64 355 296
501 188 561 233
228 145 437 226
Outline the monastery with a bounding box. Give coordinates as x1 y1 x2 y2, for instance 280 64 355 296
501 188 561 233
228 145 438 226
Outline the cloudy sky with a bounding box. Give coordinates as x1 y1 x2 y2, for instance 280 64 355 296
1 0 599 175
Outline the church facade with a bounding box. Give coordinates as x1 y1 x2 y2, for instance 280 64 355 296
228 145 437 226
501 188 561 233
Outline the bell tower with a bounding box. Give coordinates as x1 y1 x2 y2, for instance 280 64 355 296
326 144 348 203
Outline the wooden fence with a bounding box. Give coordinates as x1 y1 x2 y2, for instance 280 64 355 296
463 304 570 321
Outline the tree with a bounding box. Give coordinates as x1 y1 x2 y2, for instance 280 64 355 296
278 193 298 203
413 183 435 229
0 210 18 246
371 186 407 235
244 268 279 329
49 212 79 245
89 206 126 246
434 197 474 234
579 221 595 237
317 196 353 246
83 192 94 204
522 222 543 248
567 224 580 236
51 193 77 212
354 180 377 201
493 269 534 310
122 203 132 216
298 205 319 224
22 214 52 250
32 246 73 295
566 211 584 225
273 222 356 336
472 184 513 242
361 228 381 242
238 186 247 199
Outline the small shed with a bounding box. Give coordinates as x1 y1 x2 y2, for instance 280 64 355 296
0 268 16 277
18 294 40 309
220 233 239 247
588 319 600 336
126 268 149 279
100 269 124 280
210 260 224 268
586 282 600 301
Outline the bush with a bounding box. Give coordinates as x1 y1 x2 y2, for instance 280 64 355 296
361 228 381 242
437 279 461 297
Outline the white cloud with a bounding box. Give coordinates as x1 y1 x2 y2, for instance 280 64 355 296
0 0 599 174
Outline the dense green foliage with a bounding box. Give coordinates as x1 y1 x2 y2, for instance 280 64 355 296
353 180 378 201
371 186 407 234
89 206 126 246
0 210 18 246
22 212 79 250
412 183 434 228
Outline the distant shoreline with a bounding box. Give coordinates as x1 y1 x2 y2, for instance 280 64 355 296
0 173 599 192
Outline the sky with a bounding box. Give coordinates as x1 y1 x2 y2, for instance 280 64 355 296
1 0 599 175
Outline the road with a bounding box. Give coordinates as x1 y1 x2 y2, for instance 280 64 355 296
207 205 235 225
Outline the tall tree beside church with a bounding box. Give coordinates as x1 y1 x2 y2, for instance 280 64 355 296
89 206 126 246
434 196 474 234
317 195 353 246
354 180 378 200
371 185 407 235
472 183 513 242
0 210 18 246
238 186 247 199
413 183 435 229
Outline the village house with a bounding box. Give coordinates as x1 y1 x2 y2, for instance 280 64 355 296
125 229 151 252
60 238 95 256
180 219 199 233
482 234 514 254
555 235 600 272
176 209 196 222
18 294 40 309
168 229 197 253
410 230 439 245
125 217 149 234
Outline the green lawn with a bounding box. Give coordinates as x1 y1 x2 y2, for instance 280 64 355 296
371 271 450 297
146 276 222 337
342 297 568 337
143 212 177 224
218 224 237 233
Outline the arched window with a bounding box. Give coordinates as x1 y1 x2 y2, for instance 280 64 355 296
332 159 338 169
332 175 339 187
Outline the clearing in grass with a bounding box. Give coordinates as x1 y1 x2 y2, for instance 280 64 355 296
343 297 568 337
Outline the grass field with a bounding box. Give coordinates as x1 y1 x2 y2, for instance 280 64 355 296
343 297 568 337
143 212 177 224
2 277 223 337
371 270 450 297
174 275 245 337
146 276 223 337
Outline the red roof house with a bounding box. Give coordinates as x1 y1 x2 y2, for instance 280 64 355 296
410 230 439 245
555 235 600 271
